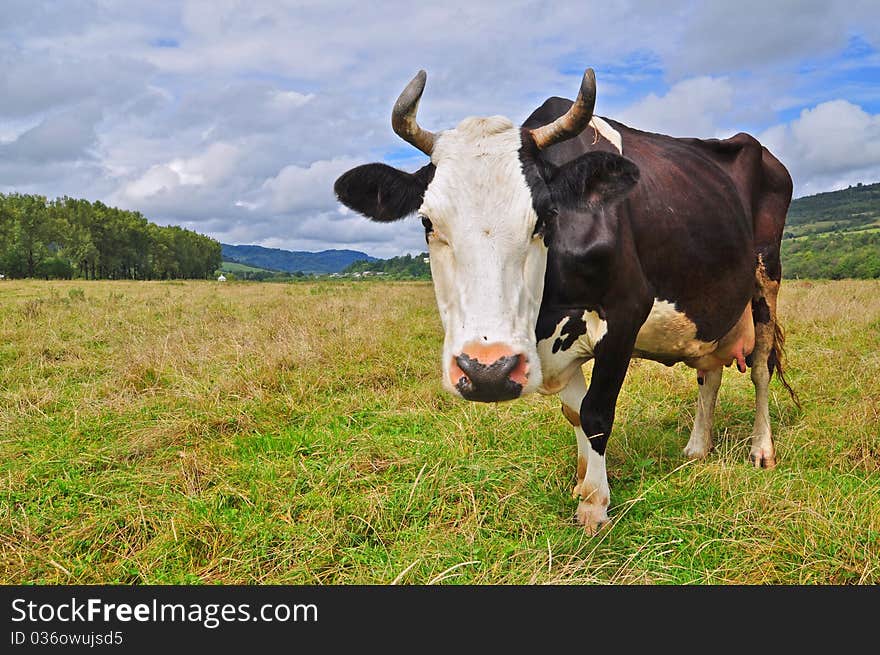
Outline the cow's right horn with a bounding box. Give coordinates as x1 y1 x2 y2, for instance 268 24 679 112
530 68 597 149
392 70 436 156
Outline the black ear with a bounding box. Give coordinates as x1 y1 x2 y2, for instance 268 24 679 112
334 162 435 222
547 152 639 210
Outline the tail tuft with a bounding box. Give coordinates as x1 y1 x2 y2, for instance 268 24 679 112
769 321 801 410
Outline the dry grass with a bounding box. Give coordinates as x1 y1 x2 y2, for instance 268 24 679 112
0 279 878 584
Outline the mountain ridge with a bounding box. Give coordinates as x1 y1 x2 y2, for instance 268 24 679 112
221 243 376 274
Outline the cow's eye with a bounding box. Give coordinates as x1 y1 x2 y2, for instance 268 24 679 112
420 215 433 233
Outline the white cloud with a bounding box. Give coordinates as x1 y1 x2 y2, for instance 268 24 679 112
0 104 102 163
119 142 240 201
759 100 880 195
616 76 734 138
260 157 362 214
0 1 878 256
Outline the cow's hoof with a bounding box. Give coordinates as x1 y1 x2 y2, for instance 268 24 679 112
683 440 711 460
575 499 609 536
749 447 776 469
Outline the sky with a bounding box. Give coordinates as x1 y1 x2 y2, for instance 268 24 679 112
1 1 879 258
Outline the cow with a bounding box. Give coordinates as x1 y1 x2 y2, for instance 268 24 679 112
334 68 795 533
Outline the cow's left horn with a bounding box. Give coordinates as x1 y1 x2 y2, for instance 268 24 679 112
530 68 597 149
392 70 436 156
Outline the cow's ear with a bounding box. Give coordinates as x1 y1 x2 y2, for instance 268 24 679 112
334 162 435 222
547 152 639 210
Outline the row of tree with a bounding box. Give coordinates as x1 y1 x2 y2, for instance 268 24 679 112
342 252 431 279
781 231 880 279
0 193 221 280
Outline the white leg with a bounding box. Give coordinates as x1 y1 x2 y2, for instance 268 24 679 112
750 354 776 468
559 368 610 534
684 368 722 460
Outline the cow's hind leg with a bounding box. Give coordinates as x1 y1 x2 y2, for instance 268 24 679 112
749 262 785 469
559 368 609 535
684 368 722 460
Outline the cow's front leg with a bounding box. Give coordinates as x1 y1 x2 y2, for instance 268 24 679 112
564 329 636 534
559 367 610 534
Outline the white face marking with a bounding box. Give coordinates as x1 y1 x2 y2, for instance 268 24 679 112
420 116 548 396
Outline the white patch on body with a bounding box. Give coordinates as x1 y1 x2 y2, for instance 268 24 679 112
634 298 754 371
421 116 548 396
590 116 622 154
634 299 715 360
536 310 607 394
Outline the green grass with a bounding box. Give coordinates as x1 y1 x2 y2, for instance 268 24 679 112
1 280 878 584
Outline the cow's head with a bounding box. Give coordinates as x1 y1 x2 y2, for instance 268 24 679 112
334 69 639 402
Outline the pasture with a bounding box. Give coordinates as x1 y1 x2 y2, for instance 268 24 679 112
1 279 878 584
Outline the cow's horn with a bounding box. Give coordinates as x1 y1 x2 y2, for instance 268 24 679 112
392 70 436 156
530 68 597 149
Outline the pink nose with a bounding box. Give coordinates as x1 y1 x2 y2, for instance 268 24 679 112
449 342 529 402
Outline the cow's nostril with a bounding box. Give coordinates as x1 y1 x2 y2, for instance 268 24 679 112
452 350 526 402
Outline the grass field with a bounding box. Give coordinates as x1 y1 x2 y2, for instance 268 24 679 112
1 279 878 584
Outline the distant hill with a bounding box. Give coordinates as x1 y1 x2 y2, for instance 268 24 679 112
782 181 880 279
221 244 376 274
786 181 880 237
220 261 277 274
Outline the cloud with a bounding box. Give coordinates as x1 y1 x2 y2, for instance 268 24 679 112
0 1 878 256
260 157 362 214
616 76 734 138
0 50 155 118
759 100 880 195
0 104 102 163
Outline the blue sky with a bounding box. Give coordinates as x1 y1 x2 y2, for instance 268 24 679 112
1 1 878 257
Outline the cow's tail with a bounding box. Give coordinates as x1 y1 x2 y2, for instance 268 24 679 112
769 319 800 409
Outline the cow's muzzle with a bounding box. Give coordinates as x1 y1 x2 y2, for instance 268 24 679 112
450 343 529 402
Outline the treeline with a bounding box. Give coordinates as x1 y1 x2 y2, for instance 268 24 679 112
343 252 431 279
0 193 221 279
782 231 880 279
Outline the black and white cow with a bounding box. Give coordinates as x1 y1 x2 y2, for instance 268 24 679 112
335 69 795 532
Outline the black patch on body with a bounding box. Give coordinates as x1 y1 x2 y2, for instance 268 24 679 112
752 297 771 324
552 313 587 353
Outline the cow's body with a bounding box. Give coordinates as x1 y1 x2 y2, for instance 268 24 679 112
335 69 794 533
530 98 790 390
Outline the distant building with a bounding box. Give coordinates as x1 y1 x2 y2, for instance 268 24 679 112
217 274 227 282
423 257 430 264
